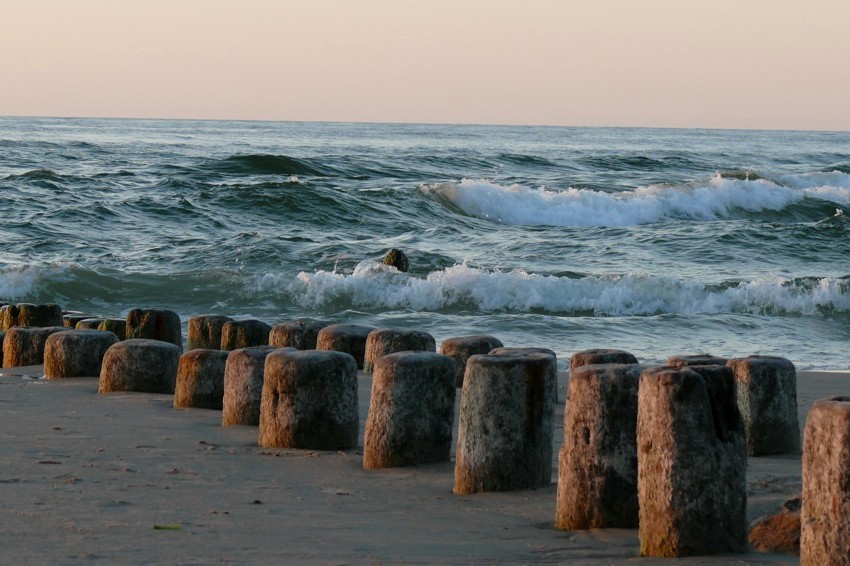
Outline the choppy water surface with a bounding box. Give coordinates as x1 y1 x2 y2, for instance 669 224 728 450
2 117 850 368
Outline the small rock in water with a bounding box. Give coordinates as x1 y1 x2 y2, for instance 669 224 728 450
382 248 408 272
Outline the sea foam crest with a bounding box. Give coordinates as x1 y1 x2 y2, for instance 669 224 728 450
0 263 75 301
771 170 850 190
420 174 850 227
283 262 850 316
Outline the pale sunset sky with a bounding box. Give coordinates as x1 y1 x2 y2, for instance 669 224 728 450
2 0 849 131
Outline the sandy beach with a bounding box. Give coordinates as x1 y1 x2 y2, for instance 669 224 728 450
1 366 842 564
4 0 850 561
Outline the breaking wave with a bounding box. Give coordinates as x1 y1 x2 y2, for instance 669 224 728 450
421 171 850 227
278 262 850 316
0 263 77 302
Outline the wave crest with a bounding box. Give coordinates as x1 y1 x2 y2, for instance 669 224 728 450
0 263 76 302
215 154 332 177
421 171 850 227
5 168 63 181
275 263 850 316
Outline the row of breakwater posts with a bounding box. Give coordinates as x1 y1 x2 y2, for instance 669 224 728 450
1 303 848 561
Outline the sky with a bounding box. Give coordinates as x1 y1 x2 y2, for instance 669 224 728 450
2 0 849 131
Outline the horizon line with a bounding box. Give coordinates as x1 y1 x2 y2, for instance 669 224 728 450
2 113 848 136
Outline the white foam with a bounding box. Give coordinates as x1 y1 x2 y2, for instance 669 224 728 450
772 170 850 190
280 262 850 317
758 170 850 204
420 175 803 227
801 185 850 204
0 263 75 301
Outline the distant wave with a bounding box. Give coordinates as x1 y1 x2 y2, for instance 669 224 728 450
5 168 63 181
497 153 559 167
214 154 334 177
580 154 670 171
274 262 850 316
420 171 850 227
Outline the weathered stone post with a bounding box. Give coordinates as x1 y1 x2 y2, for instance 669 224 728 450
98 318 127 340
637 365 747 557
666 354 728 368
222 346 282 426
220 319 271 351
363 352 456 468
801 396 850 565
727 355 800 456
63 314 92 328
17 303 64 327
259 349 358 449
76 318 106 330
126 308 183 351
555 363 647 530
2 303 63 329
174 349 230 409
98 339 181 394
0 304 17 330
2 326 68 367
489 346 558 403
187 314 233 350
316 323 375 370
569 348 638 372
454 353 555 494
438 335 503 387
363 328 436 373
44 329 119 378
268 320 325 350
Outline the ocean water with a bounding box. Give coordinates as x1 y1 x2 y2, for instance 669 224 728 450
2 116 850 369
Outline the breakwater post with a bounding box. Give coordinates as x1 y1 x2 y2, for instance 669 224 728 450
363 351 456 468
489 346 558 404
174 349 229 409
268 320 325 350
555 363 646 530
221 319 271 351
222 346 280 426
3 326 68 367
438 335 503 387
126 308 183 351
258 349 358 450
316 324 375 371
801 396 850 564
454 352 554 494
363 328 436 374
569 348 638 372
727 355 800 456
187 315 233 351
99 339 181 394
44 329 118 378
637 365 747 557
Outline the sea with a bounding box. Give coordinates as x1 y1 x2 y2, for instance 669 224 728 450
2 116 850 370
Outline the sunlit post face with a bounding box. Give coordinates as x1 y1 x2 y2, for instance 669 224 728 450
1 0 848 130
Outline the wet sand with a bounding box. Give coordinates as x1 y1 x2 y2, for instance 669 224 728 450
1 367 844 564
